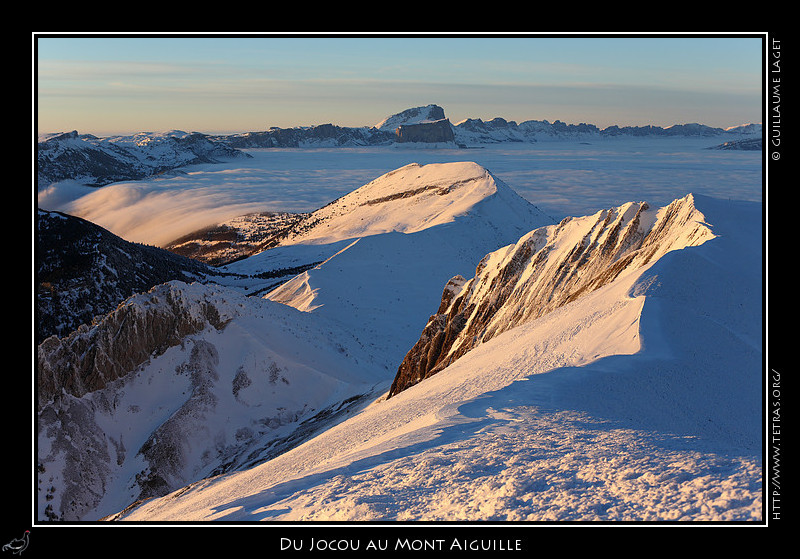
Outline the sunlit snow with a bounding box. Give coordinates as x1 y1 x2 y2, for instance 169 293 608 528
37 134 763 524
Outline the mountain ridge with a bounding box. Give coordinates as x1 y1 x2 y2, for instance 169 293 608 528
36 209 216 343
388 194 715 397
244 161 555 365
36 129 248 188
37 104 762 190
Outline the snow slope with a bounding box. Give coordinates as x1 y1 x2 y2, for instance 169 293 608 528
228 161 554 365
274 161 546 246
114 193 762 522
37 281 389 521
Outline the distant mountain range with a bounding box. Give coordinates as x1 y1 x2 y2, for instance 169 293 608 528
36 129 249 188
36 104 763 189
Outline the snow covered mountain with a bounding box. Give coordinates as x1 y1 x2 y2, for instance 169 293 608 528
109 193 762 522
36 161 553 522
373 104 448 131
36 129 248 188
32 85 766 528
275 160 549 246
37 281 387 521
243 161 554 364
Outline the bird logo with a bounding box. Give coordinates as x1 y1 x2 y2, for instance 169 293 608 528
2 531 29 555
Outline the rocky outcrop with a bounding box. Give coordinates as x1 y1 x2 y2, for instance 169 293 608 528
388 195 716 397
36 282 235 411
133 339 222 500
395 119 455 143
36 281 244 520
37 278 383 521
38 394 115 521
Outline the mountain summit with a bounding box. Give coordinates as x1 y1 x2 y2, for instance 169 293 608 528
372 104 447 131
278 161 550 246
261 162 554 362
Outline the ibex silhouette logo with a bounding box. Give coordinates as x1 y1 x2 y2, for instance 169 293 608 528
2 531 29 555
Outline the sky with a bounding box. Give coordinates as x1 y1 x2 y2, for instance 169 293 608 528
34 33 764 137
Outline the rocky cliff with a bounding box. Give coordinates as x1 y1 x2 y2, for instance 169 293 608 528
36 282 239 521
37 279 382 521
388 194 716 397
395 118 456 143
37 282 235 411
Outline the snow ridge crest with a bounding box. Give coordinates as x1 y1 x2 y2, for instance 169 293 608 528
280 162 510 245
388 194 715 397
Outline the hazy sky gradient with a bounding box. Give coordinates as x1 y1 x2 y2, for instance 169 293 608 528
35 34 764 136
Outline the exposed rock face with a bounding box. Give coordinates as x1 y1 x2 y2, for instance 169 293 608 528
38 394 114 521
37 278 384 521
38 334 234 521
36 282 242 521
134 339 221 500
395 119 455 143
36 282 235 411
388 195 715 397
